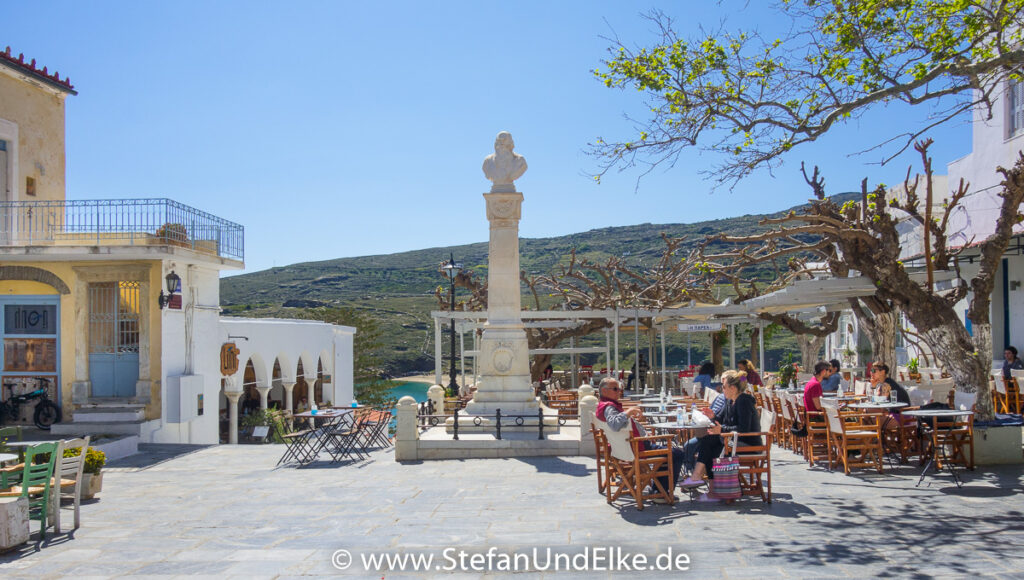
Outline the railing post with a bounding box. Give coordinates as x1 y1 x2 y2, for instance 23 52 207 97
453 406 459 441
495 408 502 440
538 408 544 440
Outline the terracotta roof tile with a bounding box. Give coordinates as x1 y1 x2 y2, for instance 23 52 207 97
0 46 76 94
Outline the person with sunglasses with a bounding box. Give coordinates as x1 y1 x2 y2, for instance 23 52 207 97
596 377 684 503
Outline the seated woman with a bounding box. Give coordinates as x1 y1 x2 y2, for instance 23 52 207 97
693 361 716 397
679 371 761 494
869 361 911 431
738 359 763 390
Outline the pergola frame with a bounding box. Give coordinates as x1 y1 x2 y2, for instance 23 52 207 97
431 277 878 390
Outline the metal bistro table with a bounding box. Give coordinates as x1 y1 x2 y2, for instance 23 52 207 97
901 408 974 488
287 409 355 465
639 402 678 412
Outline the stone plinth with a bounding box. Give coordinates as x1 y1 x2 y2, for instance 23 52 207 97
462 191 547 418
0 496 29 549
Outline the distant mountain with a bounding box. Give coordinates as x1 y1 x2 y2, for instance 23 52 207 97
219 192 858 376
220 192 858 306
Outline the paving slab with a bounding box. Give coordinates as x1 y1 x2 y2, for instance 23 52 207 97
0 443 1020 577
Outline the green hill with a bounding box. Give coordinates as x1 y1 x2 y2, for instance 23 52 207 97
220 192 858 375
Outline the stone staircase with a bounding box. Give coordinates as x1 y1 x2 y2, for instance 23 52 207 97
51 401 150 437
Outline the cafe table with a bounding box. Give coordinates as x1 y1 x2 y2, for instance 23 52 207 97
285 409 355 465
650 420 709 444
901 408 974 488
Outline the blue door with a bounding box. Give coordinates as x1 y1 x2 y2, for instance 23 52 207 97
88 282 140 398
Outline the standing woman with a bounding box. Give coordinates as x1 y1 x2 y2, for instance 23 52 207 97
738 359 763 391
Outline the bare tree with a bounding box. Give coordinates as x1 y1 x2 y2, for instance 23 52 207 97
701 141 1024 419
437 236 717 381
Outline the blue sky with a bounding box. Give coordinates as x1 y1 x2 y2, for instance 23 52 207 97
2 1 971 275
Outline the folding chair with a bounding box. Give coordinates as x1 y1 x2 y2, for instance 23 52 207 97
325 412 370 463
824 406 883 475
277 425 318 466
594 417 675 511
590 422 609 495
723 432 773 503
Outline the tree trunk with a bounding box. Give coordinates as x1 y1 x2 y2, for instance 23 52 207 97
749 325 760 368
903 297 993 419
712 332 724 375
857 310 898 369
797 334 825 367
530 354 553 383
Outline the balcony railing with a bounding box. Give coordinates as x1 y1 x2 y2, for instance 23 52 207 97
0 198 244 261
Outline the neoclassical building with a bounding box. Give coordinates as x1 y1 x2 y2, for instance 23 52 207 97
0 48 354 445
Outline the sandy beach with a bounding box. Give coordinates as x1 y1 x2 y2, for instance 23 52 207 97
394 373 437 385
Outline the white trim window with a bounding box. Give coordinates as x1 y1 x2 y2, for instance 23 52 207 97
1010 75 1024 137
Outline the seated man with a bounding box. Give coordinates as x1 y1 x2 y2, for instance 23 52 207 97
803 362 831 413
596 377 684 503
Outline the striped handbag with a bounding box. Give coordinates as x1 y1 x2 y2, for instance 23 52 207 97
710 432 742 500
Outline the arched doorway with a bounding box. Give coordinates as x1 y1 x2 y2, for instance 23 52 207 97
242 359 260 415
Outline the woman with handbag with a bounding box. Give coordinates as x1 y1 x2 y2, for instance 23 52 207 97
679 371 761 496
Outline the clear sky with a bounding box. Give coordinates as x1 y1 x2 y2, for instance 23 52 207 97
2 1 971 275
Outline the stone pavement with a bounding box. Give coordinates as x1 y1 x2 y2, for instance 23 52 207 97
1 442 1023 579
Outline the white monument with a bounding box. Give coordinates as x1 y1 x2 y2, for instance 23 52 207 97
461 132 548 420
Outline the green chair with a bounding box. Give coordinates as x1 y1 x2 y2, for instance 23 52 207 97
0 441 61 540
0 426 24 488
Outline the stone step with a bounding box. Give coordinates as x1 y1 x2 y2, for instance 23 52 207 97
51 419 146 437
72 406 145 422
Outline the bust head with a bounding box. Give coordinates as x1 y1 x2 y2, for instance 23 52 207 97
495 131 514 154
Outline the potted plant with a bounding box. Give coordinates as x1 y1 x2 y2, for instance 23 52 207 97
907 357 921 381
64 446 106 500
777 352 798 389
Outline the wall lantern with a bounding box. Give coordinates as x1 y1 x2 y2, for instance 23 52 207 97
158 270 181 309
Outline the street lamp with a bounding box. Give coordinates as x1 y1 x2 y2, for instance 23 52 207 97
441 253 463 398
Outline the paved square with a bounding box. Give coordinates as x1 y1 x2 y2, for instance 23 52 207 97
1 443 1023 578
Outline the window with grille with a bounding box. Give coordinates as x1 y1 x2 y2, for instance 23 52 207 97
88 281 140 354
1010 76 1024 137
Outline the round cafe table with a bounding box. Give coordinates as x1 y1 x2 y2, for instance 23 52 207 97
847 401 908 411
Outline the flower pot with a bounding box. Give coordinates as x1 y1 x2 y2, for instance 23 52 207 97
80 472 103 500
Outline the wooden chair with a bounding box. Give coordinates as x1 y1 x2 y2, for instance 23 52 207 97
991 374 1009 414
922 378 955 407
55 436 90 534
778 393 796 451
1011 369 1024 414
907 388 933 407
0 426 24 488
802 407 830 467
824 406 883 475
594 417 675 510
723 432 773 503
0 441 61 539
589 423 609 494
922 412 975 471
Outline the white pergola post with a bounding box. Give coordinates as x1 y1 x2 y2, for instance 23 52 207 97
257 385 270 410
613 308 620 377
283 380 296 413
459 326 466 387
434 317 443 386
604 329 611 376
758 320 765 375
660 324 667 391
729 323 736 369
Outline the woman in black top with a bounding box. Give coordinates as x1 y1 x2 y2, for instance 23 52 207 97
679 371 762 487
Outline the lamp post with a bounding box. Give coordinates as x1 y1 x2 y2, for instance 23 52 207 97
441 253 463 398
